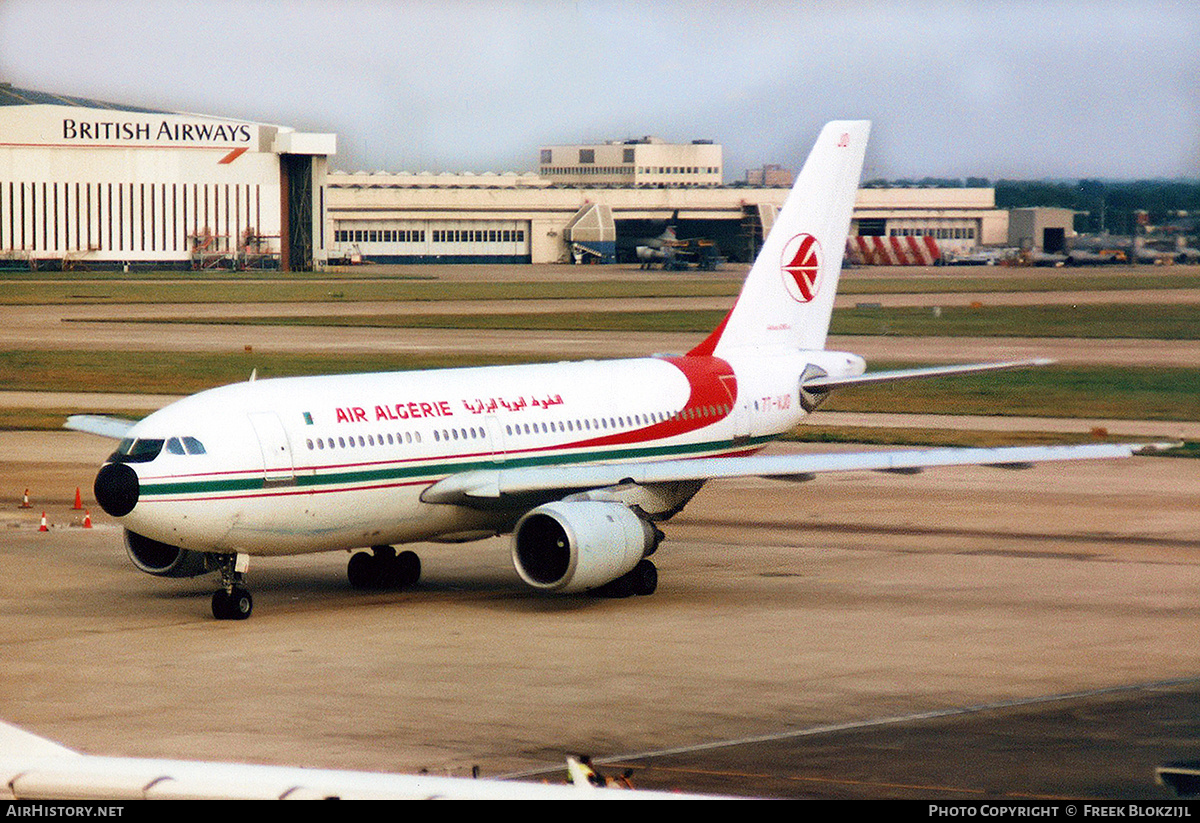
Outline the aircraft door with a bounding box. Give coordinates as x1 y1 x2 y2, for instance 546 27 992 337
730 400 752 445
719 372 751 444
248 412 296 486
484 415 506 464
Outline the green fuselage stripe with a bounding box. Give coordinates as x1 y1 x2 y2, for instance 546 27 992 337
140 434 777 498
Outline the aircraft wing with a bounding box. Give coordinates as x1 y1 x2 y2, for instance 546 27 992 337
0 720 712 800
63 414 138 439
421 442 1167 505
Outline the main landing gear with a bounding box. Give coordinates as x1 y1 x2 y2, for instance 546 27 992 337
211 553 252 620
347 545 422 591
592 559 658 598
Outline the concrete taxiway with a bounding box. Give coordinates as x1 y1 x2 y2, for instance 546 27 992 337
1 434 1197 798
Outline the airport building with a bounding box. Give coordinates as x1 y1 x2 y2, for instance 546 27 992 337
0 84 335 270
538 136 723 188
325 172 1009 266
1008 207 1075 252
0 83 1013 270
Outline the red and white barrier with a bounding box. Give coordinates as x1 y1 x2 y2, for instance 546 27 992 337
846 235 942 266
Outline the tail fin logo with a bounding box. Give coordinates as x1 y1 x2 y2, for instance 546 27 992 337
780 233 823 303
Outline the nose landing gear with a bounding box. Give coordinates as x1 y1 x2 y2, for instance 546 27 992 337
211 553 252 620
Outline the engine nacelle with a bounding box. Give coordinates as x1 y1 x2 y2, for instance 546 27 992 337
124 529 214 578
512 501 660 594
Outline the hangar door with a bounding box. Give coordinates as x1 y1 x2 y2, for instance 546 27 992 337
280 154 313 271
1043 227 1066 253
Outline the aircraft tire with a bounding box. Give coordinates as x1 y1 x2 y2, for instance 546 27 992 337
397 550 421 588
347 551 376 590
212 587 253 620
632 559 658 596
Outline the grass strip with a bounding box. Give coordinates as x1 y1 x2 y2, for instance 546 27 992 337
91 302 1200 340
823 363 1200 421
0 278 740 305
831 303 1200 339
5 269 1200 304
837 272 1200 294
0 350 553 397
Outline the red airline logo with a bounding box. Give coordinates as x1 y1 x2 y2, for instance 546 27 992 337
780 233 822 303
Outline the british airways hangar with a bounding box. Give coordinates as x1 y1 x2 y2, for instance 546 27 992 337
0 84 336 271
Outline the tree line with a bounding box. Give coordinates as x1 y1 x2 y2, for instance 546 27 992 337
863 178 1200 234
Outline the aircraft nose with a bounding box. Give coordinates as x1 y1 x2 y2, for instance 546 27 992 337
94 462 140 517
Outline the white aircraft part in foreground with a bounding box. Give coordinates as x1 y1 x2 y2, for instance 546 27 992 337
67 120 1164 620
0 720 700 799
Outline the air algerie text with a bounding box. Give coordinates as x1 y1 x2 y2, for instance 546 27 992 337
61 119 252 143
336 402 454 424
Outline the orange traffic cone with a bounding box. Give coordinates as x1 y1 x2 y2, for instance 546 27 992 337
73 487 83 510
83 511 92 529
38 512 48 532
19 489 31 509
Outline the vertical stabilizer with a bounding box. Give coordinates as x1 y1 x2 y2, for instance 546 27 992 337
692 121 870 357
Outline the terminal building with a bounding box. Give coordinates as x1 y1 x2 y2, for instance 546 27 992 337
1 84 1017 270
0 84 335 270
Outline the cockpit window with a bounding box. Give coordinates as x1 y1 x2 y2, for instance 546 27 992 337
110 438 165 463
154 436 207 457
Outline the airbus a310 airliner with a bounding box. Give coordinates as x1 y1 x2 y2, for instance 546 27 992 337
68 121 1149 619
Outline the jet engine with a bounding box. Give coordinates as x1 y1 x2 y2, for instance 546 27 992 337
512 501 661 594
124 529 214 578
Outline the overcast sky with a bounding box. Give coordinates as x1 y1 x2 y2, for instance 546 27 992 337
1 1 1197 181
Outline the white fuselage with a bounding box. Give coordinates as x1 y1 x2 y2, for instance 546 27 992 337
111 348 864 557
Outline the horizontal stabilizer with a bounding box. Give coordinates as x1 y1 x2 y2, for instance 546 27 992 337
422 442 1165 506
803 359 1055 391
64 414 138 439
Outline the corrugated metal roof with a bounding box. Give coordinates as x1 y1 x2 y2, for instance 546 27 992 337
0 83 167 114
